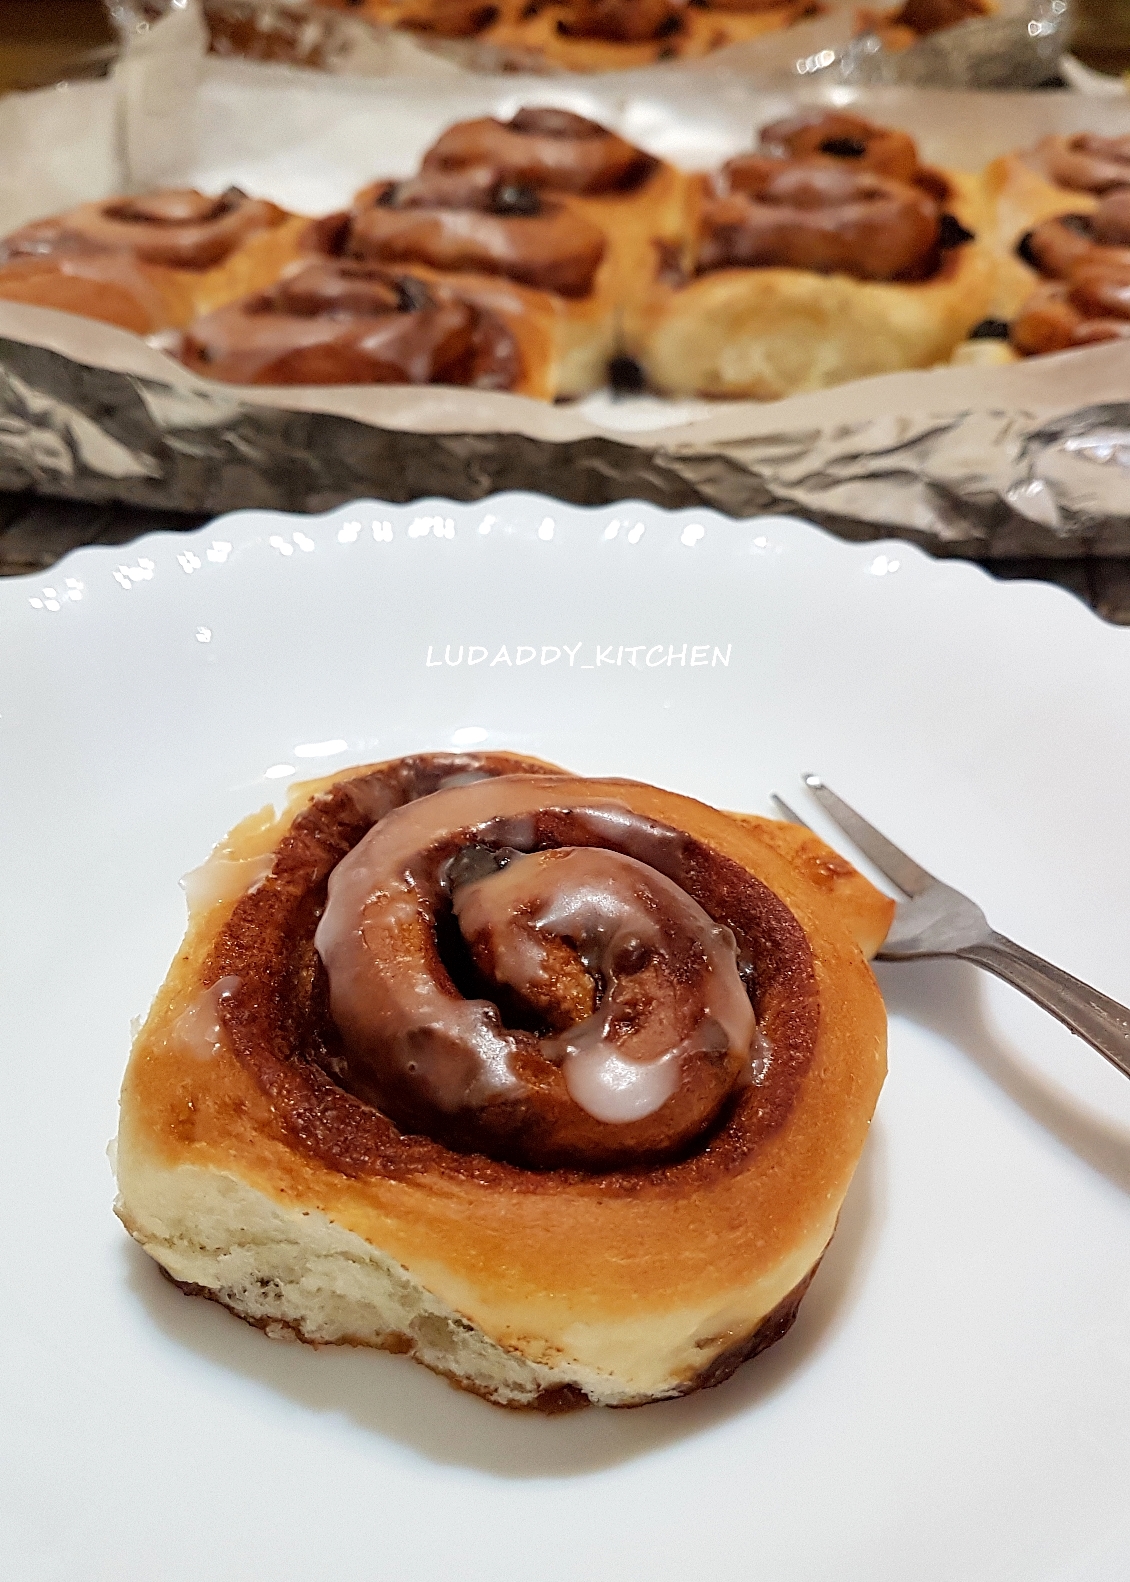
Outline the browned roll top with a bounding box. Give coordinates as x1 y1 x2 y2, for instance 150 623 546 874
317 170 606 297
553 0 684 41
0 187 286 272
696 155 943 280
422 107 657 195
758 111 923 186
203 754 816 1179
177 258 520 387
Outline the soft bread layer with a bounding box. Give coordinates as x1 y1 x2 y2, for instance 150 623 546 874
116 1152 836 1407
116 761 889 1407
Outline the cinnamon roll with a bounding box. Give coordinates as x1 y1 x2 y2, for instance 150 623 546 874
323 1 818 71
420 108 691 358
0 188 305 333
115 753 891 1409
983 132 1130 320
307 147 642 398
175 259 524 391
624 116 991 399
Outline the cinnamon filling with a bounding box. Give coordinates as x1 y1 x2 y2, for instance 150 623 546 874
202 755 818 1182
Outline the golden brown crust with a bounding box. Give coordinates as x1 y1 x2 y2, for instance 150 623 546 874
117 752 889 1406
0 195 307 333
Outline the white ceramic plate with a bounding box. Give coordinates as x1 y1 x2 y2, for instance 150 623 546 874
3 495 1130 1582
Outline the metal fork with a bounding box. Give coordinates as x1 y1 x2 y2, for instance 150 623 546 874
773 776 1130 1082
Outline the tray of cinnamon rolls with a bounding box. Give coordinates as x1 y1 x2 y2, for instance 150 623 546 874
1 51 1129 550
211 0 1068 88
4 104 1126 403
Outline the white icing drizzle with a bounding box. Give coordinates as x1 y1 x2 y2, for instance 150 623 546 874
173 975 240 1058
455 847 755 1123
181 852 275 917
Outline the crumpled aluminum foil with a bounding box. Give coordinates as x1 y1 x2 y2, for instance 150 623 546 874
3 334 1128 558
796 1 1070 92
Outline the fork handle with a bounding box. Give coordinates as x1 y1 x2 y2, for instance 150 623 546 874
958 931 1130 1082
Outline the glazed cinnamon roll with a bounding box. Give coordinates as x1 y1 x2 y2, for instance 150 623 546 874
115 753 890 1409
301 169 616 398
1007 190 1130 357
0 188 305 333
984 131 1130 320
176 259 522 390
624 121 991 399
416 108 690 389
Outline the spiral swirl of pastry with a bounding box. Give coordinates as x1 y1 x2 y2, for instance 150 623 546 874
422 107 656 195
322 170 606 297
1018 191 1130 280
758 112 922 186
1011 262 1130 355
0 188 286 272
177 258 519 387
314 775 767 1169
197 753 839 1177
1033 133 1130 196
696 157 941 280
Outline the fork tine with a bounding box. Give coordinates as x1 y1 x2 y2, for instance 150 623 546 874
802 774 936 899
770 793 812 829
